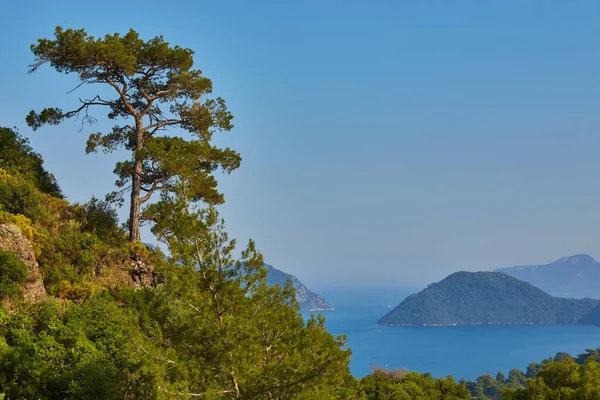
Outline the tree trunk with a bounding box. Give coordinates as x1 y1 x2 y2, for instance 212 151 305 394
229 366 241 398
129 163 142 242
129 121 144 242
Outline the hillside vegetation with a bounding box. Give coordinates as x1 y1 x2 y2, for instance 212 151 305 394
0 126 358 399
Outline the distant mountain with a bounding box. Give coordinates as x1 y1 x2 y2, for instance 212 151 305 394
265 264 334 312
495 254 600 299
378 271 600 326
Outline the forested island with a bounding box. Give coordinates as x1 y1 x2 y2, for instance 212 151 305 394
379 271 600 326
0 26 599 399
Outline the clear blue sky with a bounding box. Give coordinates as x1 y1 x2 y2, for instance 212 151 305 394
1 1 600 289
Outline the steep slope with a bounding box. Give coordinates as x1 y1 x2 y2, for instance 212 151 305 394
265 264 334 311
495 254 600 298
378 271 600 326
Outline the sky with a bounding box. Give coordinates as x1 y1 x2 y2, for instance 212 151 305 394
1 1 600 289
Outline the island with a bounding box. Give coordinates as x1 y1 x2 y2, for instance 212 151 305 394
265 264 334 311
378 271 600 326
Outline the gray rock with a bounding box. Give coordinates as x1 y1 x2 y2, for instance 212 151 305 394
0 224 46 302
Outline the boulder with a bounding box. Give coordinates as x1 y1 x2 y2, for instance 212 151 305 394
129 257 156 289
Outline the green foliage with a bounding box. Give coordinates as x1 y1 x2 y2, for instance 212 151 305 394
504 357 600 400
0 172 42 221
0 127 62 197
464 349 600 399
0 295 156 399
576 349 600 364
379 271 600 326
37 220 105 294
125 205 355 398
73 197 124 246
0 129 357 396
0 250 28 300
463 371 527 400
59 280 97 304
360 368 470 400
27 27 240 241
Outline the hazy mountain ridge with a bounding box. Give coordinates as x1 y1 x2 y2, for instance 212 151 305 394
378 271 600 326
495 254 600 299
265 264 334 311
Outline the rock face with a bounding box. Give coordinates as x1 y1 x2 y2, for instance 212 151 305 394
265 264 334 311
129 255 156 289
0 224 46 302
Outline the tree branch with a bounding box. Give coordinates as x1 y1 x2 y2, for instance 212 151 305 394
66 80 91 94
105 74 137 116
139 179 166 203
159 386 234 397
134 338 177 365
145 118 183 135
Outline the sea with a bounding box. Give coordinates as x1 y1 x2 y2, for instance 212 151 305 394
301 287 600 381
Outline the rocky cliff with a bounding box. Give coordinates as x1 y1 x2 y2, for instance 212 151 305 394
0 224 46 302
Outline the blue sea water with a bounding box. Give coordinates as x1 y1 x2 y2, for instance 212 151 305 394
302 287 600 380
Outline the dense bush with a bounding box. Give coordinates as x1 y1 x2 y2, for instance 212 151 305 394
360 368 470 400
73 197 124 246
59 280 97 303
504 357 600 399
0 295 155 399
37 220 107 294
0 171 42 221
461 349 600 399
0 250 28 300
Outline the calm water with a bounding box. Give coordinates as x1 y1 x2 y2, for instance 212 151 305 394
302 287 600 380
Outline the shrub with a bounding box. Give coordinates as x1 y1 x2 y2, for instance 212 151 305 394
0 250 28 300
0 171 42 221
37 221 102 294
59 280 97 303
74 197 124 246
37 193 69 235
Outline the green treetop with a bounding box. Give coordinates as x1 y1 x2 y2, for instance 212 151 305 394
27 27 240 242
